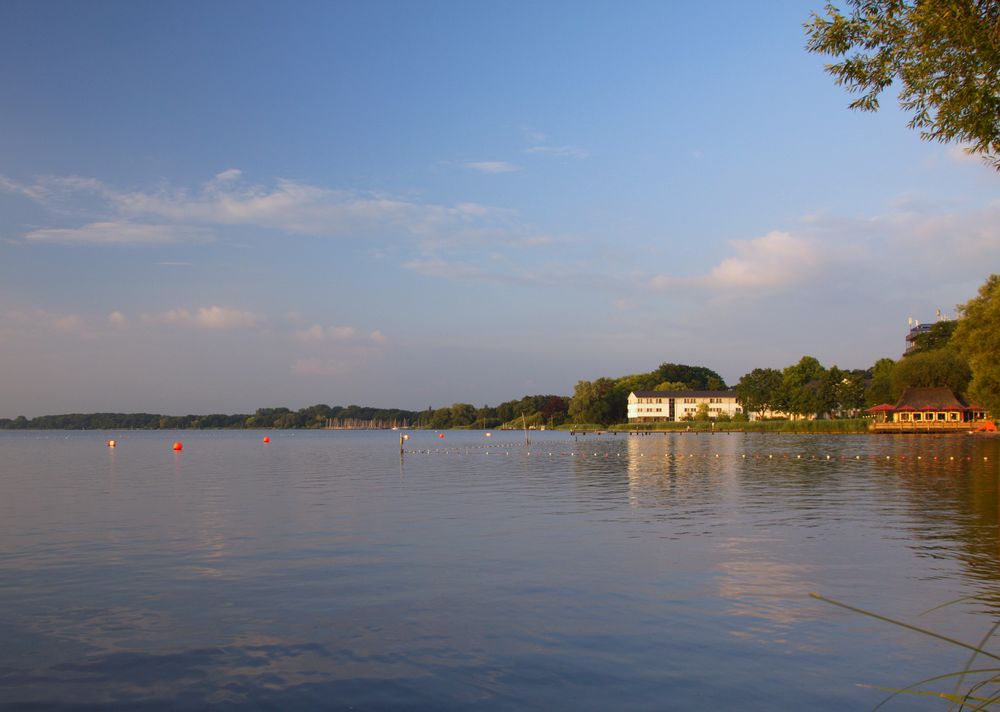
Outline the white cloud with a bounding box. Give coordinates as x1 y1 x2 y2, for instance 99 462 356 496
3 171 543 248
23 221 213 246
2 309 93 338
211 168 243 183
369 330 387 344
649 231 822 291
108 311 128 328
524 144 589 159
703 231 820 288
294 325 359 341
522 128 589 159
147 306 262 330
948 144 985 165
465 161 520 174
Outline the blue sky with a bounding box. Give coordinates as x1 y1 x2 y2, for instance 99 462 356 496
1 1 997 417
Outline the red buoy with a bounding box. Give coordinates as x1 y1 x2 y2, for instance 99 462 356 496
439 433 445 439
172 441 183 451
263 436 270 443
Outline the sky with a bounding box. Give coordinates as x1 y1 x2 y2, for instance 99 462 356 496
1 1 998 418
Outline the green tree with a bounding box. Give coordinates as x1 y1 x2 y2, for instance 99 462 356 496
568 378 616 425
834 368 868 414
694 403 711 421
806 0 1000 169
953 274 1000 417
909 320 958 354
890 346 972 398
428 407 453 429
735 367 784 418
651 363 727 391
654 380 688 392
782 356 828 417
449 403 477 427
865 357 896 405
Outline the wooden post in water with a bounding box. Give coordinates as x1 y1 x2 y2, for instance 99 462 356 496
522 412 530 449
399 432 405 456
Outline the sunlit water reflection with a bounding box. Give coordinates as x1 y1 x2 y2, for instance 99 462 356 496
1 430 999 709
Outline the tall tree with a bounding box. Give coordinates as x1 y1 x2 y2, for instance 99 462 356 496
782 356 828 417
735 368 784 418
651 363 727 391
805 0 1000 169
953 274 1000 417
865 357 896 405
568 378 616 425
890 347 972 397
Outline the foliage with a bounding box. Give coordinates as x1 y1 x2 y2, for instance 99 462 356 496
736 367 785 418
782 356 828 417
654 380 688 391
650 362 727 391
890 346 972 398
865 357 896 406
617 419 868 433
953 274 1000 417
805 0 1000 169
568 378 617 425
908 319 958 354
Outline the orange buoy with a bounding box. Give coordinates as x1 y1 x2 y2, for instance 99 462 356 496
485 432 492 437
263 436 270 443
403 434 410 440
107 439 116 448
172 441 183 451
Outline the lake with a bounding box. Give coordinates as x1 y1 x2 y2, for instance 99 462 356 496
1 429 999 710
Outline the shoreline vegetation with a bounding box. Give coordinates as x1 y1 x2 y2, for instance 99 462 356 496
0 411 869 434
5 270 998 434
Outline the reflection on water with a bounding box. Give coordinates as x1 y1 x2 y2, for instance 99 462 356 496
0 430 998 710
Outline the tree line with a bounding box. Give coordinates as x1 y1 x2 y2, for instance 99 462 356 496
5 275 997 431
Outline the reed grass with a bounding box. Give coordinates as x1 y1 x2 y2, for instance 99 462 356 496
608 419 869 434
811 592 1000 710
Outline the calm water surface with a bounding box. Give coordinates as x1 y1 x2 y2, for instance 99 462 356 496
2 430 1000 710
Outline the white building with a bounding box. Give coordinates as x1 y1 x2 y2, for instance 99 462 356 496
627 390 744 423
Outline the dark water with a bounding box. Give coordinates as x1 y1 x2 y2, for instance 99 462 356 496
1 430 1000 710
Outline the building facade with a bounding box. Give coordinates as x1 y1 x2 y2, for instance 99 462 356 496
867 386 989 432
627 390 743 423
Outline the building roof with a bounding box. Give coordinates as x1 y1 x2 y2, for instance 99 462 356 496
866 403 895 412
894 386 968 411
631 390 738 399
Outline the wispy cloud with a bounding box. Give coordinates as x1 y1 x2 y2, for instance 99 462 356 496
1 309 94 338
24 221 213 246
524 144 589 159
144 306 263 330
645 198 1000 299
522 129 589 159
2 170 549 249
294 324 358 341
464 161 520 174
